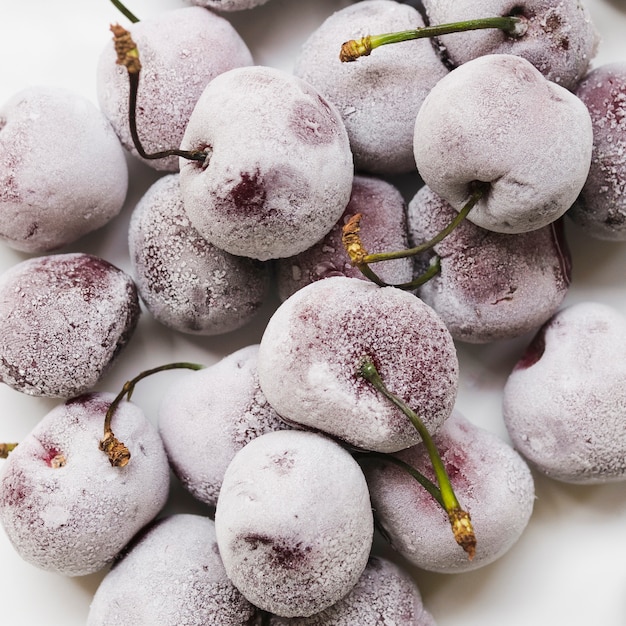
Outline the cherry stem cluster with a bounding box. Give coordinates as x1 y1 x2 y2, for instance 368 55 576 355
109 24 208 164
342 185 485 290
358 358 476 560
340 15 527 62
100 362 204 467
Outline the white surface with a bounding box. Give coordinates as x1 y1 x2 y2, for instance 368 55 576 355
1 1 626 624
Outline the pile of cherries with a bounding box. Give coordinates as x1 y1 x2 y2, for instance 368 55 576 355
0 0 625 624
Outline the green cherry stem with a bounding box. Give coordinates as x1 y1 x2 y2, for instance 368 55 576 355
355 450 444 508
110 0 140 24
109 24 208 164
358 357 476 559
340 16 527 62
342 185 485 290
100 362 205 468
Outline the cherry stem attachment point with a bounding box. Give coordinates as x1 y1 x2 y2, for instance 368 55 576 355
100 362 205 468
110 0 140 23
109 24 208 164
0 443 18 459
342 184 485 290
358 357 476 559
340 16 527 62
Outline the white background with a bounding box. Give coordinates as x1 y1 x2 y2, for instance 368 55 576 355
1 1 626 624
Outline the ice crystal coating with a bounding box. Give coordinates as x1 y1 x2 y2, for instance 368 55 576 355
503 302 626 483
258 276 458 453
87 514 258 625
158 345 289 507
0 393 170 576
179 65 353 261
129 174 270 335
215 430 373 617
570 62 626 240
0 253 140 398
0 85 127 252
364 411 535 572
268 555 436 625
294 0 448 174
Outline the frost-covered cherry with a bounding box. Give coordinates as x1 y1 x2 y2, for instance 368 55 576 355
129 174 270 335
215 430 373 618
294 0 448 174
97 6 253 171
503 302 626 483
422 0 598 90
268 555 436 626
275 175 412 301
257 276 458 453
0 85 127 253
364 411 535 572
189 0 270 11
158 345 289 507
413 54 593 234
179 65 354 261
569 63 626 240
0 253 140 398
87 514 258 626
407 185 571 343
0 393 170 576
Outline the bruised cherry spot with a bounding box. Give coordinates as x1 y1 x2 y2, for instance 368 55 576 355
289 101 337 145
231 171 266 212
515 328 546 370
243 533 312 570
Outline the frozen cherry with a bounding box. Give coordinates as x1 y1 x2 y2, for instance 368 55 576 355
570 62 626 240
422 0 599 90
503 301 626 483
0 393 170 576
215 429 373 617
413 54 593 234
87 514 258 625
257 276 458 453
364 411 535 572
0 253 140 398
275 175 413 301
129 173 270 335
158 344 289 507
97 6 253 171
407 184 571 343
294 0 448 174
178 65 354 261
0 85 128 253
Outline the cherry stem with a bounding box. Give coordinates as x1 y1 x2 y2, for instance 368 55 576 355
110 0 139 23
100 362 204 468
342 185 485 290
355 450 444 508
340 15 527 61
109 24 208 164
358 357 476 559
0 443 18 459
